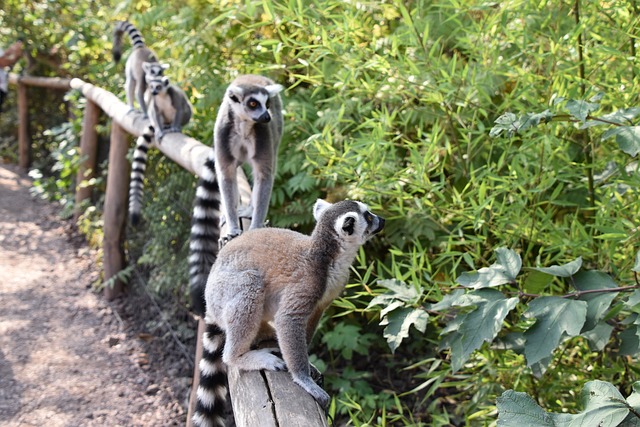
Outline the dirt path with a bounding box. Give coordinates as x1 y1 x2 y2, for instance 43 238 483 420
0 162 193 426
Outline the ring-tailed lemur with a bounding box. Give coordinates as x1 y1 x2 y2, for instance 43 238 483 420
188 74 283 316
146 75 192 142
191 199 385 427
127 75 192 225
112 20 168 116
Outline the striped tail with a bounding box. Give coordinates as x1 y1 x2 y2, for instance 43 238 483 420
188 149 220 316
192 323 229 427
128 126 154 226
112 20 146 63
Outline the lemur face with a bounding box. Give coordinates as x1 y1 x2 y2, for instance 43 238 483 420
314 199 385 245
227 83 283 123
147 76 169 96
142 62 169 83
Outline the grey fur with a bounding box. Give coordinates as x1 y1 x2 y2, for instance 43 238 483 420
192 200 385 426
145 75 192 142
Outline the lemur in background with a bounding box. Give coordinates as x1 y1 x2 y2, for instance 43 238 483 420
128 75 192 225
112 20 168 116
188 74 283 316
191 199 385 427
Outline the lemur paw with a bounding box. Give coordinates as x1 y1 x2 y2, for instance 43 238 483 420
254 349 287 371
309 363 324 388
166 126 182 134
218 230 241 249
154 131 165 143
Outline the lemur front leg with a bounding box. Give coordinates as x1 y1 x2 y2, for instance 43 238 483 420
275 312 330 409
218 164 242 247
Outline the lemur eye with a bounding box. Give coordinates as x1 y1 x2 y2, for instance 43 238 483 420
248 100 258 109
266 99 271 109
364 212 374 224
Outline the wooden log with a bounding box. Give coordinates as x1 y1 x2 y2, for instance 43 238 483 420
9 73 71 90
17 81 30 170
102 121 129 300
74 99 100 222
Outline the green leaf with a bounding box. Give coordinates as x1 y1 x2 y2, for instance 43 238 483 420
582 322 614 351
523 269 553 294
619 316 640 356
380 307 428 353
457 248 521 289
633 251 640 273
496 390 554 426
489 111 554 138
626 290 640 309
566 99 600 122
602 126 640 157
441 289 518 372
499 381 634 427
531 257 582 277
375 279 423 303
573 270 619 331
523 297 588 366
582 107 640 129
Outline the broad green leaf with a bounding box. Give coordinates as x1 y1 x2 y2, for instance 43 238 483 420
489 111 553 138
602 126 640 157
566 99 600 122
627 381 640 411
626 290 640 309
380 307 428 353
523 269 552 294
499 381 634 427
441 289 518 372
619 316 640 356
582 322 614 351
456 248 521 289
496 390 554 426
531 257 582 277
429 289 465 311
573 270 619 331
633 250 640 273
523 297 588 366
582 107 640 128
375 279 423 303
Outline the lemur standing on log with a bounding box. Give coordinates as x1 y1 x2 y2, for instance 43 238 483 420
112 20 168 116
188 74 283 316
191 199 385 427
128 74 192 225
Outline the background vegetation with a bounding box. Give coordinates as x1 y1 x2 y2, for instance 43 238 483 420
2 0 640 425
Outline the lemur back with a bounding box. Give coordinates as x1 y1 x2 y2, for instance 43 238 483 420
192 200 385 426
112 21 168 115
188 74 283 316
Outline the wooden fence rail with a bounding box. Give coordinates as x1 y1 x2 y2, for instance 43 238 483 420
8 73 328 427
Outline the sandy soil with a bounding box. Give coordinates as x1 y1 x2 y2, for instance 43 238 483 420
0 162 195 426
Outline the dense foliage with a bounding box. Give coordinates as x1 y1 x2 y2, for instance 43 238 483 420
3 0 640 425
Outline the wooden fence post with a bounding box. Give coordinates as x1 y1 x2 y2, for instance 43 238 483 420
74 99 100 222
103 121 129 300
17 81 30 170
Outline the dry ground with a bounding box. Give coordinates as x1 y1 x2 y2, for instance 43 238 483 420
0 162 196 426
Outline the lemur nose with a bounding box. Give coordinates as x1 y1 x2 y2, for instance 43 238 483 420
257 112 271 123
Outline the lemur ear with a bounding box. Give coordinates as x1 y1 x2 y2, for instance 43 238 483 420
228 85 243 103
162 76 170 87
265 84 284 97
161 63 170 70
313 199 332 221
142 62 151 72
341 216 356 235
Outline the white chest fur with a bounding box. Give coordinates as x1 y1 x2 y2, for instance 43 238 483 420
154 95 176 125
